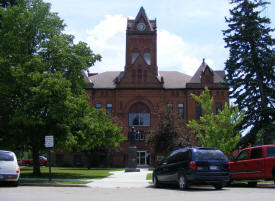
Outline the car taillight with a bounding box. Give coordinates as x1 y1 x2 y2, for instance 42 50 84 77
16 168 20 173
189 161 197 170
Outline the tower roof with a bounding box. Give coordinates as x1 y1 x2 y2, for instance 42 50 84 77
127 7 156 32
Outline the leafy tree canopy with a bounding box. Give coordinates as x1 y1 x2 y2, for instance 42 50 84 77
223 0 275 145
187 87 244 156
0 0 103 175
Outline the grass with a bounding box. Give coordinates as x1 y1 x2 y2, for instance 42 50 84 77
20 167 123 180
146 173 152 180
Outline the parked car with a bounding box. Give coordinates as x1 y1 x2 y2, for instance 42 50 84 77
229 145 275 186
0 150 20 186
153 147 230 190
17 160 23 166
22 156 47 166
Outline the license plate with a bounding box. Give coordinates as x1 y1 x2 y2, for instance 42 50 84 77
209 166 219 170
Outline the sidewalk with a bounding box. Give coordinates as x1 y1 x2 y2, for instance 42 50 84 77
86 168 152 188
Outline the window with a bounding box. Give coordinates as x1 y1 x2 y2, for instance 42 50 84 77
131 52 139 64
144 70 147 82
267 147 275 157
0 152 14 161
135 131 145 141
178 103 184 119
216 102 222 114
73 155 82 166
106 103 112 114
129 102 150 126
129 113 150 126
95 103 102 109
132 69 136 83
137 69 142 82
167 103 173 112
250 148 262 159
236 150 249 161
144 53 151 65
195 102 202 119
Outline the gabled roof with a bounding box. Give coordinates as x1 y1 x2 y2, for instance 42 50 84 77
88 71 121 89
158 72 192 89
87 71 192 89
188 60 225 84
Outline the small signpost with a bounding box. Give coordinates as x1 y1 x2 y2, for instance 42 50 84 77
45 136 54 181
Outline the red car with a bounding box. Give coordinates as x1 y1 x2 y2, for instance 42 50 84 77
22 156 47 166
229 145 275 186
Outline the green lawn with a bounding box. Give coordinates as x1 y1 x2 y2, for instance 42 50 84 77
20 167 123 180
146 173 152 180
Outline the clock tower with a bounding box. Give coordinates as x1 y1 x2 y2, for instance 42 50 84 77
125 7 158 76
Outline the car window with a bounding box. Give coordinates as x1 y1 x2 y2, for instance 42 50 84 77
267 147 275 157
173 151 186 163
167 154 177 164
250 147 262 159
192 149 227 161
236 150 249 161
0 152 14 161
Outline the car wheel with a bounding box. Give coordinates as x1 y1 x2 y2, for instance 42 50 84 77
12 180 19 187
214 183 223 190
248 182 257 187
178 174 188 190
153 174 160 188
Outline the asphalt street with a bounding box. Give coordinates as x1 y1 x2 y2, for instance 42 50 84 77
1 185 274 201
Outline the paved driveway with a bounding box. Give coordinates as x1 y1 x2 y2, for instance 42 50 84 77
87 169 152 188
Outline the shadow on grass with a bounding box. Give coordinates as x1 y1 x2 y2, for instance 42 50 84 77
20 167 123 180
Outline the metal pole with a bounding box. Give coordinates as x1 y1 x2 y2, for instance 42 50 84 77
48 148 52 182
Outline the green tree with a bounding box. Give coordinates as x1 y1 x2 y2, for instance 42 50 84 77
0 0 101 175
66 108 125 169
147 103 198 155
187 87 243 156
223 0 275 145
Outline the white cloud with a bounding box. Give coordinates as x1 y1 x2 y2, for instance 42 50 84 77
158 30 202 76
86 14 217 76
86 15 126 72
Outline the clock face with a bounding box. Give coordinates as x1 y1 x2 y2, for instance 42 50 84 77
137 23 146 31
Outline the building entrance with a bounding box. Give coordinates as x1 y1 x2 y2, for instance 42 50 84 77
136 150 151 166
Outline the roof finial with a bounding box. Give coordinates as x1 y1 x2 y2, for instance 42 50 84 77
202 58 205 64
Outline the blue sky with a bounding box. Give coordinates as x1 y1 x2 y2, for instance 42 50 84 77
45 0 275 76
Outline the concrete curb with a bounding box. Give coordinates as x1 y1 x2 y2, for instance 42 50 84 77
19 182 88 187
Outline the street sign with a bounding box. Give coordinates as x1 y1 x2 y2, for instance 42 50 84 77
45 136 54 148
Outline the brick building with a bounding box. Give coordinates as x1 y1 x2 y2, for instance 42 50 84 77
53 7 228 167
81 7 229 167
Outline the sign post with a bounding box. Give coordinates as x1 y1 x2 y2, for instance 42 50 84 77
45 136 54 182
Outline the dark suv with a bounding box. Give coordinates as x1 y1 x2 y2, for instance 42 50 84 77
153 147 230 190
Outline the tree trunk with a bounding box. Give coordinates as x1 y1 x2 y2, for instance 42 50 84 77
84 152 92 170
32 145 41 176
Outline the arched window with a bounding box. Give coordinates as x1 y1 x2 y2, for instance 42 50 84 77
131 48 140 64
129 102 150 126
144 48 151 65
